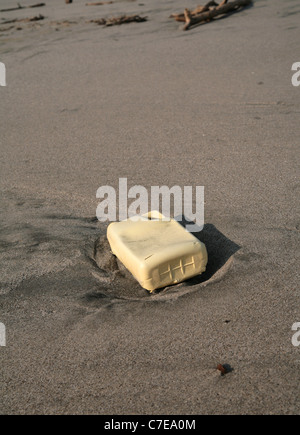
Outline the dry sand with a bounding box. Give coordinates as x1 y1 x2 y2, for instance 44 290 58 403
0 0 299 415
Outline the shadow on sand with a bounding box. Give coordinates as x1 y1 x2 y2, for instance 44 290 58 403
179 220 241 287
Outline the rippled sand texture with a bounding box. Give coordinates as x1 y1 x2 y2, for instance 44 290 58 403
0 0 299 415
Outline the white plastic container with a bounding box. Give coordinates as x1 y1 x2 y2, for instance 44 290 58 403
107 212 208 292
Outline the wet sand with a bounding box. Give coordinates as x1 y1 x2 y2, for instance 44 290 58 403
0 0 299 414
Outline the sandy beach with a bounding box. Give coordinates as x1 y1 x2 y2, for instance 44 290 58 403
0 0 299 415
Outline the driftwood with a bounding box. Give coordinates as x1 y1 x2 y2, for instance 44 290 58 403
1 14 44 25
90 15 148 26
86 2 114 5
0 3 45 12
171 0 252 30
170 1 218 22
